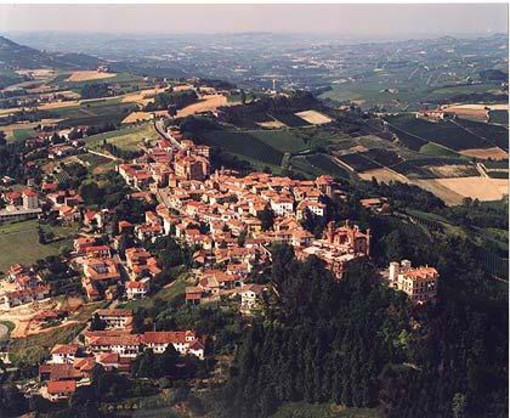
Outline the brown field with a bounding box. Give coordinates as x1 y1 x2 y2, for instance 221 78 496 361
121 111 153 124
173 84 194 92
443 103 508 122
459 147 509 160
417 177 508 204
121 87 167 106
359 168 411 184
176 94 228 118
39 100 81 110
0 107 23 116
446 103 509 111
66 70 116 82
257 120 287 129
425 164 478 178
295 110 333 125
442 106 488 122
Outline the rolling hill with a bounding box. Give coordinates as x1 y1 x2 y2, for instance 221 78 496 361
0 35 103 70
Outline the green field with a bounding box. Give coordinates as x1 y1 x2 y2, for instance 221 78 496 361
108 125 161 151
85 123 158 151
320 70 502 111
12 128 35 141
247 129 310 153
201 130 285 166
386 115 492 151
0 220 77 273
489 109 509 126
51 98 137 127
419 142 462 158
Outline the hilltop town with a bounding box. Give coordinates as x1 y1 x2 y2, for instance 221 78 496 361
0 84 442 406
0 25 506 418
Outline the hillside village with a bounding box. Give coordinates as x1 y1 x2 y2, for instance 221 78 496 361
0 25 505 418
0 110 443 403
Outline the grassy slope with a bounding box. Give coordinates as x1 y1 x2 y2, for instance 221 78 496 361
0 220 77 273
84 123 156 151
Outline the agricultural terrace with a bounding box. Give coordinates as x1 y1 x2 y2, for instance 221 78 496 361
385 114 495 151
199 129 313 166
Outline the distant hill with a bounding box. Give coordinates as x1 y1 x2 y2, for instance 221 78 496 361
0 35 103 70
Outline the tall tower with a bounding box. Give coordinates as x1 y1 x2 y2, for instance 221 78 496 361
272 78 277 92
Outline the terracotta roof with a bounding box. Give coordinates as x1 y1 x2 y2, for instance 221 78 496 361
47 380 76 395
51 344 79 356
97 309 133 317
142 331 195 345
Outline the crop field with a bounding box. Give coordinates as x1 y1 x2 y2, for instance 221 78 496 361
391 157 477 179
361 149 404 166
425 164 480 178
271 111 312 128
295 110 333 125
391 161 438 179
246 129 310 153
66 70 117 82
385 115 492 151
359 167 411 184
487 171 509 179
304 154 351 179
459 147 508 160
337 153 381 172
419 142 462 158
489 109 509 126
59 72 142 89
442 105 489 122
0 220 77 273
57 102 137 127
200 130 285 166
176 94 228 118
454 118 509 151
121 111 153 124
257 120 287 129
418 177 508 202
387 124 428 151
84 125 145 149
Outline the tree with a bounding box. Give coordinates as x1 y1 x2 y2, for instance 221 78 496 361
0 385 28 416
452 393 467 418
257 208 275 231
90 313 107 331
80 181 104 206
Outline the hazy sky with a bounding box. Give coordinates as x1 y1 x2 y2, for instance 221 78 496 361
0 4 507 37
